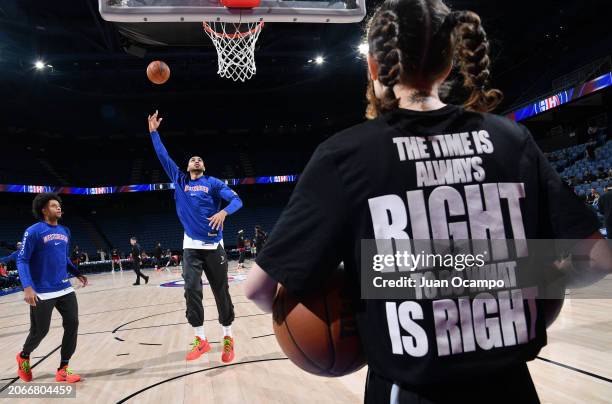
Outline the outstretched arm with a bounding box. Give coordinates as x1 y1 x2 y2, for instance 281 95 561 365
148 110 181 183
0 250 18 264
563 232 612 287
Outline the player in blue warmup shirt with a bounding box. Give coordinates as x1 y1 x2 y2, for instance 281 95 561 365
148 110 243 363
15 193 88 383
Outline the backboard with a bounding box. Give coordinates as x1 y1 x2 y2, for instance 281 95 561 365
99 0 367 23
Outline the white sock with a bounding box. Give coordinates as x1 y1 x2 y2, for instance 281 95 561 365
222 326 232 337
194 326 206 340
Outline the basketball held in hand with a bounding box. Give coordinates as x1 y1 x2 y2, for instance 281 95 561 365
272 267 366 377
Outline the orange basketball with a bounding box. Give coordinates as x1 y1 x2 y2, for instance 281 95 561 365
272 268 366 377
146 60 170 84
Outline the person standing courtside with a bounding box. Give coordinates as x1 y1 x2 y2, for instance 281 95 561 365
15 193 87 383
130 237 149 285
111 247 122 272
253 225 267 257
598 186 612 238
236 230 246 271
153 241 165 271
147 110 243 363
244 1 612 402
0 241 22 265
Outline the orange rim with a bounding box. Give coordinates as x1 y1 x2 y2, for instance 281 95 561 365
203 21 264 39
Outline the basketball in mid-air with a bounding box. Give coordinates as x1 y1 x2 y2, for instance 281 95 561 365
146 60 170 84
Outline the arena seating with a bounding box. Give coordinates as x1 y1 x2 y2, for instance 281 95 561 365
3 138 309 186
0 207 99 257
3 123 610 258
555 135 612 196
86 209 282 257
0 150 58 185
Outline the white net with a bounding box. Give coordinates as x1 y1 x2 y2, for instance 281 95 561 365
203 21 264 82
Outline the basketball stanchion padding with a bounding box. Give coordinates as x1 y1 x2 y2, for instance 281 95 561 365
220 0 261 8
272 267 366 377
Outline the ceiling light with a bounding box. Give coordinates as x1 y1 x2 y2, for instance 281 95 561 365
358 43 369 55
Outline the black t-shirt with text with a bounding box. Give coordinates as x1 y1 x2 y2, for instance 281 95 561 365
256 105 599 387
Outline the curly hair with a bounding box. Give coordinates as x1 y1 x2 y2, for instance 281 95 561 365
32 193 62 220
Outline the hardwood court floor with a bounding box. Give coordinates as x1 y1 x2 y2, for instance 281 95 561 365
0 265 610 403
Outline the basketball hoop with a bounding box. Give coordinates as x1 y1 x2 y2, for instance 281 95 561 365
102 0 367 80
203 0 264 82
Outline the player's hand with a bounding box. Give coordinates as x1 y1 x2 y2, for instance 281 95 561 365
77 275 88 287
23 287 37 306
208 210 228 231
148 110 163 133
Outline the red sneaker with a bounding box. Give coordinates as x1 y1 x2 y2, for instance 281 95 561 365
185 336 211 361
16 353 32 382
221 336 235 363
55 366 81 383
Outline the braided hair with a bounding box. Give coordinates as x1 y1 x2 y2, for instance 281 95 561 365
366 9 402 117
450 10 503 112
366 0 502 118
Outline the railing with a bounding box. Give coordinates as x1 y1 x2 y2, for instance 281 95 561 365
503 56 611 115
552 56 611 90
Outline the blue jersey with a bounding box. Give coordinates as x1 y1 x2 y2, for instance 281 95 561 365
151 131 243 243
0 250 19 264
17 222 79 293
